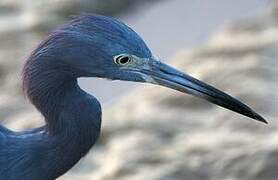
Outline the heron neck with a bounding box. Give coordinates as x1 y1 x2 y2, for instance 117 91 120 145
23 59 100 131
25 65 76 131
23 58 101 144
22 59 102 178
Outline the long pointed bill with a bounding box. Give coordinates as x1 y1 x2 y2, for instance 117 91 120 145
142 60 267 124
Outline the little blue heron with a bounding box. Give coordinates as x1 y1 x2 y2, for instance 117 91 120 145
0 14 266 180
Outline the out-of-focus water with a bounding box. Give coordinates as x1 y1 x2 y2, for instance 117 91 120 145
79 0 270 106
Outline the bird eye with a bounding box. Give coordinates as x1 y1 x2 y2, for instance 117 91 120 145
114 54 131 65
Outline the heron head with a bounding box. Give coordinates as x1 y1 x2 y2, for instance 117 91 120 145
34 14 266 123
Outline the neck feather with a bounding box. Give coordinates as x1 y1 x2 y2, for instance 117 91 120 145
23 58 75 132
22 57 102 178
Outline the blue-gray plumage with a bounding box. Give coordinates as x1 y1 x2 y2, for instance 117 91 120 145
0 14 267 180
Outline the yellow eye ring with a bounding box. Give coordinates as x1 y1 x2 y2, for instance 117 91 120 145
114 54 131 65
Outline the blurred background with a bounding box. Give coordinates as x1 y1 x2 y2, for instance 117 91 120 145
0 0 277 179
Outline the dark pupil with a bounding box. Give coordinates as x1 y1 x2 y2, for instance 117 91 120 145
117 56 129 64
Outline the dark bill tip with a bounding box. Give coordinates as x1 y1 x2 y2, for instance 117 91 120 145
251 111 268 124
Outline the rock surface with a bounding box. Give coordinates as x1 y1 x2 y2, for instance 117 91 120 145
0 2 278 180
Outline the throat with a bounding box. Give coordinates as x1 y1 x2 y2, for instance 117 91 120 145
23 67 102 178
23 59 101 139
26 72 77 133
